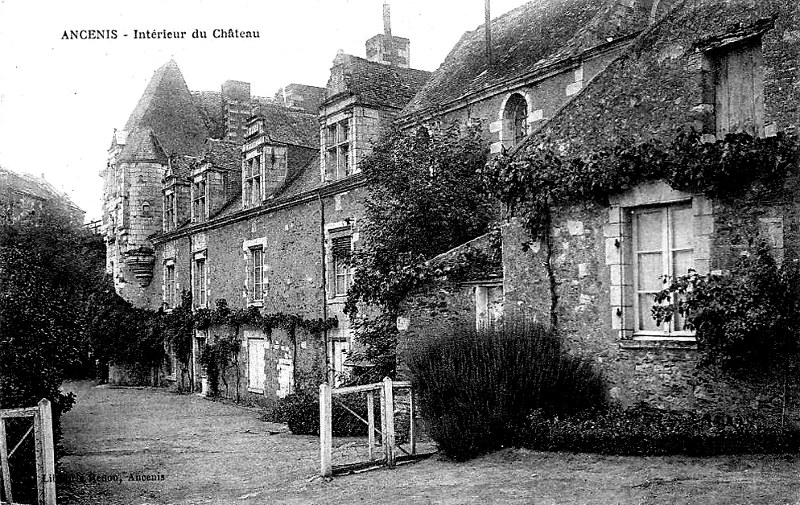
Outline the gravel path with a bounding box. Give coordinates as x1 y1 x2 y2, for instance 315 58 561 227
58 381 800 504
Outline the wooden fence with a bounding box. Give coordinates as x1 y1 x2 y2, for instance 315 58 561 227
320 377 421 477
0 399 56 505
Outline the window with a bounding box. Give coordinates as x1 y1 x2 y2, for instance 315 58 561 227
633 204 694 335
712 40 764 137
192 177 207 222
247 338 267 393
503 94 529 147
325 119 351 181
244 156 261 208
193 257 207 308
331 235 352 297
164 263 176 308
164 192 175 231
250 247 264 303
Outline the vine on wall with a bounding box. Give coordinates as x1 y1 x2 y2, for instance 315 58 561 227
482 131 798 330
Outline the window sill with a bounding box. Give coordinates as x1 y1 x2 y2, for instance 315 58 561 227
619 336 698 351
165 374 176 382
247 301 264 308
248 387 265 395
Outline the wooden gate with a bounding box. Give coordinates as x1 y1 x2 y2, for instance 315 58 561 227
0 399 56 505
319 377 426 477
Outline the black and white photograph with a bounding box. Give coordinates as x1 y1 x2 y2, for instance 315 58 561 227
1 0 799 503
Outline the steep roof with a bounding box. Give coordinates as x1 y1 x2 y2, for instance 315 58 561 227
119 128 168 164
253 104 319 148
123 59 209 158
401 0 648 117
517 1 793 157
0 165 84 218
325 54 431 110
201 138 240 169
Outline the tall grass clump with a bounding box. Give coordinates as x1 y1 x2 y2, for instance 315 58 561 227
409 323 607 460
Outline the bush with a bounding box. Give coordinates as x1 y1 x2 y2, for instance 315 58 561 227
276 389 382 437
409 323 607 460
526 405 800 455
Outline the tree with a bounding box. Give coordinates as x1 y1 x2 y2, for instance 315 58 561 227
345 123 493 379
0 203 104 411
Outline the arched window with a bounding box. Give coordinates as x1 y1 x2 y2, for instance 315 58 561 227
503 94 529 147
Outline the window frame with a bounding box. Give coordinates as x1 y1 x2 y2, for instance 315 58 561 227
244 155 262 208
325 119 351 180
331 235 353 298
503 93 529 148
191 176 207 223
631 203 695 338
193 254 207 308
250 246 264 303
164 261 176 309
163 191 175 231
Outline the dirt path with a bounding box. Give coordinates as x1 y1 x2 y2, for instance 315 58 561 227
59 381 800 504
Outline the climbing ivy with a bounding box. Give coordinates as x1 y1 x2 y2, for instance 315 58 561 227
482 130 798 329
344 123 495 379
483 131 797 240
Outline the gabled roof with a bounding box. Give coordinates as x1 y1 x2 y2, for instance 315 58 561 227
123 59 209 158
325 54 431 110
252 104 319 148
401 0 648 118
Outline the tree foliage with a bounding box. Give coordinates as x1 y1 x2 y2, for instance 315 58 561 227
0 203 104 412
345 123 493 378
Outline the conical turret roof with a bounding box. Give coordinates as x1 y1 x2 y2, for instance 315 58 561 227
122 59 209 159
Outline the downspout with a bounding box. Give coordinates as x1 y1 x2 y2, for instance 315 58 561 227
319 191 331 384
188 234 194 392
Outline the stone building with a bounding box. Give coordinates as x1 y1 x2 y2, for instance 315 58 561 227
1 165 84 224
398 0 800 417
104 8 429 400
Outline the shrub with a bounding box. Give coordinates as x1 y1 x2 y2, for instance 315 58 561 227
653 243 800 371
276 389 382 437
409 323 607 460
526 405 800 455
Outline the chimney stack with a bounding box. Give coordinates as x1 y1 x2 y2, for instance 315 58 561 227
365 0 410 68
384 1 392 38
485 0 492 67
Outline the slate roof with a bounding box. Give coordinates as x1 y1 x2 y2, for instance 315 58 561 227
123 59 209 158
0 165 84 217
201 138 240 169
120 128 168 164
326 54 431 110
252 104 319 149
401 0 648 117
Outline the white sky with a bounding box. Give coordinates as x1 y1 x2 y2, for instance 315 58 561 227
0 0 529 222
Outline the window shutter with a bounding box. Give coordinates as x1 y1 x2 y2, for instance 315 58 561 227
332 236 352 260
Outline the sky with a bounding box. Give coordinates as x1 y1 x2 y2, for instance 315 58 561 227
0 0 530 222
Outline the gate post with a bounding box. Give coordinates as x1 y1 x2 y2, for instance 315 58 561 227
319 383 332 477
34 399 56 505
381 377 396 468
0 418 13 504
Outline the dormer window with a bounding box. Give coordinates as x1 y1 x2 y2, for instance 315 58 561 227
244 155 262 208
191 176 207 223
163 191 175 231
324 119 351 181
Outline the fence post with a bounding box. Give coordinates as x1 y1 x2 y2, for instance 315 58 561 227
0 418 13 504
37 400 56 505
382 377 396 468
367 391 375 461
409 388 417 455
319 384 332 477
